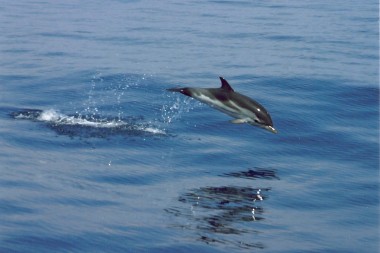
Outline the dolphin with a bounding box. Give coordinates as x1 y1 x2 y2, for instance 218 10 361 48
167 77 277 134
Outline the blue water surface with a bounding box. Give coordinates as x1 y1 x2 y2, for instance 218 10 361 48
0 1 379 252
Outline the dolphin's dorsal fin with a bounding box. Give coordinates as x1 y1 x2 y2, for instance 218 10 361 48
219 77 234 92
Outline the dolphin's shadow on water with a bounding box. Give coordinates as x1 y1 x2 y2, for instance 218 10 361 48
165 168 279 251
9 108 167 138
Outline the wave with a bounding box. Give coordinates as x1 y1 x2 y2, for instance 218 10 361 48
10 109 166 138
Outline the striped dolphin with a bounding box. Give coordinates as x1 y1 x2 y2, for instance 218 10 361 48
167 77 277 134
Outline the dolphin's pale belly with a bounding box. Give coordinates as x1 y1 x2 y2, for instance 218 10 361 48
194 93 259 123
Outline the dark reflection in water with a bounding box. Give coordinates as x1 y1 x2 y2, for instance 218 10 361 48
166 168 278 251
197 235 265 250
9 108 166 138
179 186 269 212
222 168 280 180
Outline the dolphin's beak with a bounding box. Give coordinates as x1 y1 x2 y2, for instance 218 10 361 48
265 126 278 134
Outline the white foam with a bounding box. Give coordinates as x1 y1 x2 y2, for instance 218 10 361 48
143 127 166 135
36 109 165 135
37 109 61 122
14 114 34 119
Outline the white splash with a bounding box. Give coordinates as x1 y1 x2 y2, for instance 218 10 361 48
143 127 166 135
161 95 201 125
34 109 166 135
37 109 62 122
37 109 120 128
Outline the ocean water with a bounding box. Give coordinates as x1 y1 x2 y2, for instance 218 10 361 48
0 1 379 252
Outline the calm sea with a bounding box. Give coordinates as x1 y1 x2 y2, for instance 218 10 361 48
0 1 379 252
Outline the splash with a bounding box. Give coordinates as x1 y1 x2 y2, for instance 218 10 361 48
11 109 166 137
82 72 150 122
160 94 202 125
37 109 125 128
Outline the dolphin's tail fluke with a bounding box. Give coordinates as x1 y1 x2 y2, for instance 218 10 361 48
167 87 184 92
167 87 192 97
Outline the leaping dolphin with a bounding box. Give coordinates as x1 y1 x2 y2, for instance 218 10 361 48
167 77 277 134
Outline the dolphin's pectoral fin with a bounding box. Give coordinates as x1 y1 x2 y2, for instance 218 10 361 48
230 118 248 124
